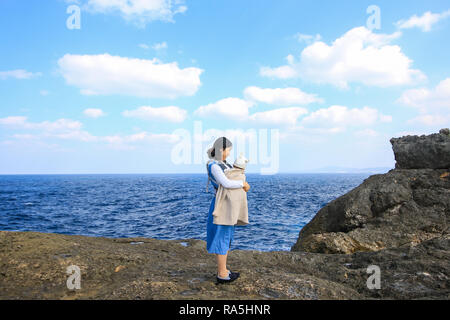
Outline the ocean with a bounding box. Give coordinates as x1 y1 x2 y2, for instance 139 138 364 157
0 173 371 251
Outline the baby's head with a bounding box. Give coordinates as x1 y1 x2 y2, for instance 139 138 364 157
233 153 249 170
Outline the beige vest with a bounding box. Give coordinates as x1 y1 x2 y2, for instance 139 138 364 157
212 168 249 226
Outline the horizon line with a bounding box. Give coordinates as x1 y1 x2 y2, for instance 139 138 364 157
0 169 394 176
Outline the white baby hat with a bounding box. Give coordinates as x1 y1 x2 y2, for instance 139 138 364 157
233 152 249 169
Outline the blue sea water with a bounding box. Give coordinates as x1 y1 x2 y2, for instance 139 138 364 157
0 173 370 251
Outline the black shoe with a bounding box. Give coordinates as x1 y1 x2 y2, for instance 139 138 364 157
216 271 240 284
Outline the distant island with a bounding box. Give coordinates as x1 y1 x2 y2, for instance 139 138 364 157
293 166 394 174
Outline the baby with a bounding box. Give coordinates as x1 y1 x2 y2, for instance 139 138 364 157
212 153 249 226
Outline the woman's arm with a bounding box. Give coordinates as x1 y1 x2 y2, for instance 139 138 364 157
211 164 244 189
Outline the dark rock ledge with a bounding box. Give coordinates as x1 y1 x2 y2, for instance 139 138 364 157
292 128 449 255
0 129 449 300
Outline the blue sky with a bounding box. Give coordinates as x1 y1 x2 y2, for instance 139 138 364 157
0 0 449 174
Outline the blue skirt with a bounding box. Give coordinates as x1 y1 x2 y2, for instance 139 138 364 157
206 196 235 255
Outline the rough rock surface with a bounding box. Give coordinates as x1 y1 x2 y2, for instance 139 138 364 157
291 168 450 254
0 231 448 300
292 129 450 255
390 128 450 169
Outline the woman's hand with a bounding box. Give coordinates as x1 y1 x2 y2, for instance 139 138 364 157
243 181 251 192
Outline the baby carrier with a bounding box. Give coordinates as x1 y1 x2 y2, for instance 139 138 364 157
205 159 232 193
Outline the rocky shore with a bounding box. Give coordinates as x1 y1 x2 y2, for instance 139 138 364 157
292 129 449 255
0 129 449 300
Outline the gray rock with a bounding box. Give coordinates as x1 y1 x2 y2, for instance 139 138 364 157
291 168 450 254
292 129 450 254
390 128 450 169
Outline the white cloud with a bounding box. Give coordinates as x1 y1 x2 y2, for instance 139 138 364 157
126 131 177 143
300 105 392 128
294 33 322 44
398 78 450 113
0 115 181 147
50 130 97 142
259 55 298 79
243 86 323 106
261 26 426 88
86 0 187 26
152 41 168 50
249 107 308 126
259 65 298 79
99 132 181 149
407 114 450 127
0 116 28 126
396 10 450 32
280 126 347 143
83 108 105 118
138 43 150 49
194 89 390 129
58 54 203 98
379 114 393 123
399 79 450 128
280 111 392 145
194 95 311 126
139 41 168 51
12 133 36 140
0 116 83 132
194 98 255 119
122 105 187 123
0 69 41 80
200 128 256 141
0 116 94 142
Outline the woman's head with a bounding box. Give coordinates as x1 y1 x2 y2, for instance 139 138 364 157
207 137 232 161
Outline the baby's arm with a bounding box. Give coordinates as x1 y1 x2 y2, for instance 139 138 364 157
211 164 244 189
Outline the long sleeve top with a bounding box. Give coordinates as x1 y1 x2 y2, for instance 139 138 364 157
210 163 244 189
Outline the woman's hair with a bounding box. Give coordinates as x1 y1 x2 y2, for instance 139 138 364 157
207 137 232 160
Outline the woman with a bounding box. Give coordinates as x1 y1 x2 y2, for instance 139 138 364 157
206 137 250 284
